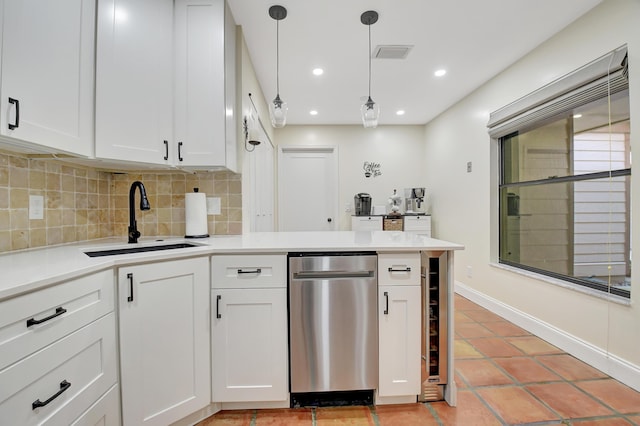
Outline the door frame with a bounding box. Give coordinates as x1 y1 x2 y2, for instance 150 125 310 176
277 145 339 231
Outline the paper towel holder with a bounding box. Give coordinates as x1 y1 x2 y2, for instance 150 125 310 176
185 188 210 239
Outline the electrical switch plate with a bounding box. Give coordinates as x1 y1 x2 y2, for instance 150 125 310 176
29 195 44 220
206 197 221 215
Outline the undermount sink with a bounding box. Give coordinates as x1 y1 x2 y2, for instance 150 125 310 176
84 242 202 257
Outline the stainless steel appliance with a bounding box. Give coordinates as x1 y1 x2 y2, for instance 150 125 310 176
404 187 426 214
354 193 372 216
420 251 449 401
289 253 378 404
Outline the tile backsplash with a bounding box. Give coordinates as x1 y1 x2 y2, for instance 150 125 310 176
0 151 241 253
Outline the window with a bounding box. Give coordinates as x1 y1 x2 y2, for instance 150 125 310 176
489 46 631 298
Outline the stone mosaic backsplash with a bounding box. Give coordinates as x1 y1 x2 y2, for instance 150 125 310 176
0 151 241 253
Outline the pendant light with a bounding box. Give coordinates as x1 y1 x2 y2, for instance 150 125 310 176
268 5 288 128
360 10 379 128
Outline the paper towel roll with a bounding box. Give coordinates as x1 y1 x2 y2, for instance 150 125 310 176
185 190 209 238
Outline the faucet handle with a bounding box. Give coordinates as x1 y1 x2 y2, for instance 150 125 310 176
128 226 141 244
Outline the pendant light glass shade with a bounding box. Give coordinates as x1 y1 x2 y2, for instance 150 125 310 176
269 5 287 128
361 96 379 128
270 94 288 128
360 10 379 128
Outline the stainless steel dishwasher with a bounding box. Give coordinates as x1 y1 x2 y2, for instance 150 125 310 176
288 252 378 404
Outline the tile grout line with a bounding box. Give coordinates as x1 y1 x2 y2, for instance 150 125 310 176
456 307 571 424
456 302 638 424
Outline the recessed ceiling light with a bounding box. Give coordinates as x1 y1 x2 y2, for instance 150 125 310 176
434 69 447 77
396 110 405 116
312 68 324 76
573 114 583 118
310 110 318 116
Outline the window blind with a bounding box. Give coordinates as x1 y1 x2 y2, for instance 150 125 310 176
487 45 628 138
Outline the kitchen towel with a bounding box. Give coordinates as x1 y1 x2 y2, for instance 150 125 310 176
185 189 209 238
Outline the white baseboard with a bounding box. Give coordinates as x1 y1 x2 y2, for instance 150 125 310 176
455 281 640 392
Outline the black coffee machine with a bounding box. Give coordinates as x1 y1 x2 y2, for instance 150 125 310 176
354 193 372 216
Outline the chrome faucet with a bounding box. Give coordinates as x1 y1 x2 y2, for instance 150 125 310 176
128 181 151 243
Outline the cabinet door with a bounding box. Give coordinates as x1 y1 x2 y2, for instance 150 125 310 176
212 288 287 402
118 257 210 426
0 0 95 156
95 0 173 165
378 285 421 397
174 0 230 168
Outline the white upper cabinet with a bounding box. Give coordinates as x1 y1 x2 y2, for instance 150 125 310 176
174 0 238 171
95 0 174 165
95 0 238 170
0 0 95 156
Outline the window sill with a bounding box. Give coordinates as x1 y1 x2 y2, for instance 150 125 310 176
489 262 631 306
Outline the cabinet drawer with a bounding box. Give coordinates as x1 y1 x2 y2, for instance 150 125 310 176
212 255 286 289
71 384 120 426
0 270 114 371
0 313 117 426
378 253 421 286
403 216 431 231
351 216 382 231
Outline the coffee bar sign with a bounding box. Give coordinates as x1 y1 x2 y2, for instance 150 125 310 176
363 161 381 178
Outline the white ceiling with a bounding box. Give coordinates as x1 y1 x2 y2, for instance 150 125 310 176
227 0 602 126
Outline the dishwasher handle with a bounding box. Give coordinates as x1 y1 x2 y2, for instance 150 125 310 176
292 270 374 280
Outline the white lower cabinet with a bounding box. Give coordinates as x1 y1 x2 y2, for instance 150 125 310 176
0 313 118 425
211 288 287 402
378 253 421 399
378 286 421 397
118 257 210 425
211 255 288 403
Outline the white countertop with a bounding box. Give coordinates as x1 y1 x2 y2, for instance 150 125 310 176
0 231 463 301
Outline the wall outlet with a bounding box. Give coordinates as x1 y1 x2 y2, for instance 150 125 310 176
29 195 44 220
467 161 472 173
206 197 221 215
345 202 351 213
466 265 473 278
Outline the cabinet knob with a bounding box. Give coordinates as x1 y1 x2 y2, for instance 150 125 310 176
327 218 332 223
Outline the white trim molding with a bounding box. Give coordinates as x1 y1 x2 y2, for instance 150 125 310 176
455 281 640 392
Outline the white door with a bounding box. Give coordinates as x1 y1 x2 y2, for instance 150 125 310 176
277 146 338 231
118 257 210 425
250 140 275 232
211 288 287 402
0 0 95 156
378 285 421 397
95 0 173 165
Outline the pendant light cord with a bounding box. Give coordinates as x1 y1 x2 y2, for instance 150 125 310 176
368 22 372 99
276 19 280 96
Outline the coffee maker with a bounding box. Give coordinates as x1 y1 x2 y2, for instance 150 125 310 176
404 188 426 214
354 193 372 216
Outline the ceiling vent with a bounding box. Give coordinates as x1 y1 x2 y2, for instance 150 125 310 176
374 45 413 59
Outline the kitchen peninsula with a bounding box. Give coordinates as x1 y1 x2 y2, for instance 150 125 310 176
0 231 463 426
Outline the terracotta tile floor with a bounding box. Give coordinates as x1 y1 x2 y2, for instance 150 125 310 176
198 294 640 425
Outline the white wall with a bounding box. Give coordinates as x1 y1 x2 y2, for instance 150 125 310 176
424 0 640 389
275 125 426 230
